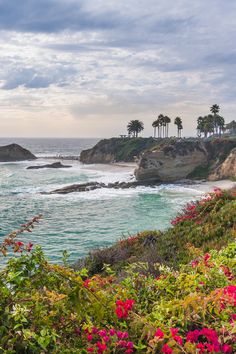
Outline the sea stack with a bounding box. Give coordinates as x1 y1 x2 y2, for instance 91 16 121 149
0 143 37 162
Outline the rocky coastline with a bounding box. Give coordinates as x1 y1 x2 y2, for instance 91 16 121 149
80 137 236 183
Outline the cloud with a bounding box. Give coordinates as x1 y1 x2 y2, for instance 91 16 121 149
0 0 236 137
0 0 124 33
1 65 77 90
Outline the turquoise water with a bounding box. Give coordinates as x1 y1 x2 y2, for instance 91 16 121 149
0 138 205 264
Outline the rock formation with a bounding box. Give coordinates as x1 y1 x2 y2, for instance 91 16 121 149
27 162 71 169
80 137 158 164
0 144 36 162
208 148 236 181
45 180 157 195
135 140 208 182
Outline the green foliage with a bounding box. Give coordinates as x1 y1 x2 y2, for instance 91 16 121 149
1 189 236 353
78 189 236 275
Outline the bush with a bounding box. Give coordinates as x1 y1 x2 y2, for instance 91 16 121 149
0 189 236 353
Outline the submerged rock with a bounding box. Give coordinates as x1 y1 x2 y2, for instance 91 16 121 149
0 143 36 162
27 162 72 170
45 180 157 195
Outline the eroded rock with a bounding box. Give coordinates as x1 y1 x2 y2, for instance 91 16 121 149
135 140 208 182
0 143 36 162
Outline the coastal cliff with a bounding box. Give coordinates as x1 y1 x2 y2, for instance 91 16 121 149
135 138 236 182
0 143 36 162
209 147 236 181
80 137 236 182
80 137 158 163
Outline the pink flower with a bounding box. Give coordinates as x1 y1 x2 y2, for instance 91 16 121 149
204 253 211 265
230 314 236 321
170 328 179 336
115 299 135 319
191 259 199 268
173 335 183 346
15 241 24 247
26 242 33 252
162 344 173 354
98 330 107 337
87 334 93 341
154 328 164 339
83 279 91 288
126 342 134 349
96 341 107 353
222 344 233 353
109 329 116 336
87 348 94 353
117 331 129 339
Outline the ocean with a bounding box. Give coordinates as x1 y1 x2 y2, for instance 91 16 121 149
0 138 207 264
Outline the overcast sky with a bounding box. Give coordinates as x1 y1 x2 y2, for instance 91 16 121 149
0 0 235 138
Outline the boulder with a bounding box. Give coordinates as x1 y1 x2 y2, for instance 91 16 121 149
208 148 236 181
27 162 71 170
0 143 36 162
135 140 208 182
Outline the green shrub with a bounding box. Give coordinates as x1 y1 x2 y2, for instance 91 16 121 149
1 189 236 353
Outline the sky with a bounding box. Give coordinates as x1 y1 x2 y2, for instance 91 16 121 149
0 0 235 138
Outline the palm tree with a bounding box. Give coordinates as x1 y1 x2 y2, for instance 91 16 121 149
157 114 164 138
210 105 220 135
226 120 236 135
174 117 183 138
204 115 215 137
197 115 214 138
210 104 220 116
164 116 171 138
152 119 159 138
127 120 144 138
197 116 204 137
215 115 225 136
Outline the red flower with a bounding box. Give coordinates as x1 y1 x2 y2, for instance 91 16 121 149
115 299 135 319
191 259 199 268
117 331 129 339
109 329 116 336
96 341 107 353
222 344 233 353
154 328 164 339
26 242 33 252
170 328 179 336
162 344 173 354
15 241 24 247
87 334 93 342
83 279 91 288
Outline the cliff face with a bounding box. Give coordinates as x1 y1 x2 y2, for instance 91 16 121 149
0 144 36 162
209 148 236 181
135 140 208 182
135 138 236 182
80 137 159 164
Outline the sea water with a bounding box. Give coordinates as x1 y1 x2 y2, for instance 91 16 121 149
0 138 206 264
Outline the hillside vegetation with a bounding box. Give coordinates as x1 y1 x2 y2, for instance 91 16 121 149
79 137 161 163
0 189 236 353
